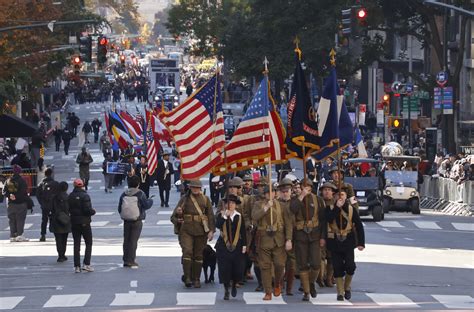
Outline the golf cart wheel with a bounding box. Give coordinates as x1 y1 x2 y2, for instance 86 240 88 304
411 198 420 215
372 205 383 222
382 198 391 213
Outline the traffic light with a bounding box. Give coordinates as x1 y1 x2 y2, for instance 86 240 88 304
73 56 82 75
356 7 368 26
97 35 108 65
79 35 92 63
120 54 125 67
382 93 390 115
392 117 402 129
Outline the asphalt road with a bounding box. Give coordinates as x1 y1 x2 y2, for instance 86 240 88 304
0 101 473 311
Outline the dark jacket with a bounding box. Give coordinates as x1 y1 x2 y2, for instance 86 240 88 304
91 120 102 133
68 187 95 225
3 174 29 204
53 129 63 143
118 187 153 221
156 159 174 190
36 177 59 211
215 211 247 253
49 191 71 233
325 201 365 250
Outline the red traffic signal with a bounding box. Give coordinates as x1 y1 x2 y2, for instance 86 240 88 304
357 8 367 19
73 56 81 64
120 55 125 61
99 37 108 46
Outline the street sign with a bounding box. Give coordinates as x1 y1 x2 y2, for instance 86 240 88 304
20 94 27 101
405 82 414 94
402 95 420 119
433 86 453 114
436 71 448 87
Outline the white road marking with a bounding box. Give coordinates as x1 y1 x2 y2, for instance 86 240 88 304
74 168 102 172
0 296 24 310
452 223 474 231
157 220 172 225
366 293 419 307
43 156 54 160
432 295 474 309
242 292 286 304
43 294 90 308
61 155 74 160
90 221 109 227
404 238 414 241
130 280 137 288
176 292 216 305
94 212 115 216
109 292 154 306
376 221 404 228
412 221 441 230
157 211 172 215
5 224 33 231
381 228 391 232
310 294 352 305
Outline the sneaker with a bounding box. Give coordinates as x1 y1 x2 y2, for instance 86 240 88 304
130 262 139 269
15 236 29 242
39 235 46 242
57 257 68 263
74 266 81 273
10 237 16 242
82 265 94 272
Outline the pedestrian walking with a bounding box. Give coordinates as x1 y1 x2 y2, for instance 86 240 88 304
49 181 71 262
156 151 174 207
82 121 92 144
71 112 80 137
36 167 59 242
118 175 153 268
170 180 215 288
99 131 112 157
53 126 62 152
30 131 45 168
62 127 72 155
136 156 152 198
76 147 93 190
3 165 30 242
326 190 365 301
215 194 247 300
68 178 96 273
102 152 114 193
91 118 102 143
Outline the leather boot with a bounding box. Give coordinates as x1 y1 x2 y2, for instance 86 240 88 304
263 293 272 300
336 277 344 301
183 259 193 288
273 267 284 297
344 274 353 300
224 284 230 300
285 269 295 296
309 269 320 298
299 271 310 301
317 260 326 287
192 261 202 288
325 263 334 287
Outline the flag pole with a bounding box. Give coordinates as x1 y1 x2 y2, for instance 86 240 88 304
263 57 273 226
330 48 343 192
302 140 310 223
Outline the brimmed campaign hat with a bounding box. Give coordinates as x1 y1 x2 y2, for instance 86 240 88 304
222 194 241 205
188 180 202 188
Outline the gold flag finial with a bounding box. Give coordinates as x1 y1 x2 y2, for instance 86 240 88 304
294 36 302 60
330 48 336 66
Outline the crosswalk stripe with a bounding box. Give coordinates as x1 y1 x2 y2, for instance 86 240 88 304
376 221 404 228
43 294 90 308
157 220 172 225
411 221 441 230
366 293 419 307
243 292 286 304
90 221 109 227
0 296 24 310
432 294 474 309
310 294 352 305
158 211 172 215
177 292 216 305
451 223 474 231
109 292 154 306
95 212 115 216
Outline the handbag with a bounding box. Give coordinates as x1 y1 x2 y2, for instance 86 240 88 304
56 210 70 226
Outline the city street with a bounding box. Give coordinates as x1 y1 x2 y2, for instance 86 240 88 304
0 102 473 311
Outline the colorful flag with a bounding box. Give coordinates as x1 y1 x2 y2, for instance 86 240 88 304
108 111 133 150
213 76 286 175
146 109 171 145
286 55 321 159
355 127 368 158
159 74 225 180
145 117 158 175
119 110 143 142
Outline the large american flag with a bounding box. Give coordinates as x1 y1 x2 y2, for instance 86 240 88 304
160 74 225 180
213 76 286 175
146 122 158 175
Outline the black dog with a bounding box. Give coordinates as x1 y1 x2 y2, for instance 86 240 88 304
202 244 216 283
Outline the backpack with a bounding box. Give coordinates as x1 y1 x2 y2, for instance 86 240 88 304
39 180 56 204
120 194 140 221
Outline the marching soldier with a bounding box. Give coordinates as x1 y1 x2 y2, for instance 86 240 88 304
329 166 359 211
289 178 327 301
242 174 254 196
216 177 244 214
171 180 215 288
252 185 293 301
277 178 297 296
326 190 365 301
318 182 338 287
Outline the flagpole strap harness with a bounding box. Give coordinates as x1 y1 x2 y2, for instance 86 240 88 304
258 201 284 234
328 205 353 242
221 215 242 252
188 195 210 233
295 194 320 233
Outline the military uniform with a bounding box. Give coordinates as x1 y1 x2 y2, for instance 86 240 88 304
326 200 365 301
329 167 359 211
171 181 215 288
289 179 327 301
252 189 293 300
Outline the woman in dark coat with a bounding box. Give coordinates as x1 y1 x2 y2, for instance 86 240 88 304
215 194 247 300
49 182 71 262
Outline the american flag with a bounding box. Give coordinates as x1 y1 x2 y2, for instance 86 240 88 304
146 122 158 175
160 74 225 180
213 76 286 174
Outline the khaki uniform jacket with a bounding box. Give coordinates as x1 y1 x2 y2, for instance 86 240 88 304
290 194 327 242
171 192 215 236
252 199 293 249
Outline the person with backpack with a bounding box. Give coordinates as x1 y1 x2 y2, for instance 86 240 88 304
62 127 72 155
91 118 102 143
49 181 71 262
68 178 96 273
82 121 92 144
118 175 153 268
36 167 59 242
3 165 30 242
53 126 63 152
76 147 93 190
